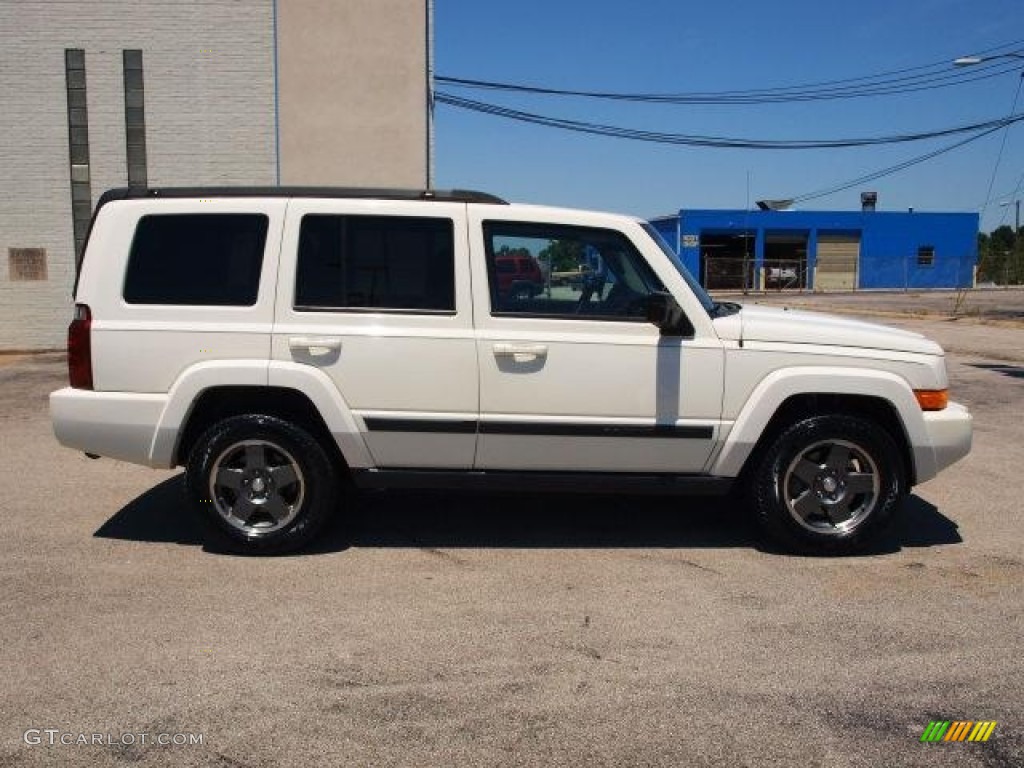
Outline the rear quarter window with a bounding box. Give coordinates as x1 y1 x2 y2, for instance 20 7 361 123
123 213 269 305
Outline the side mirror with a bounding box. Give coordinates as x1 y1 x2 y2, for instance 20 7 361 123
646 292 694 337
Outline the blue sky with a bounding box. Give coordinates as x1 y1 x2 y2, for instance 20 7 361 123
433 0 1023 231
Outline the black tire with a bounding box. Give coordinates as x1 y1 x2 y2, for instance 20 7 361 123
185 415 339 555
748 413 906 555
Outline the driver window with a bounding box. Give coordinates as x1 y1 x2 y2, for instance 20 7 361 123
483 221 665 320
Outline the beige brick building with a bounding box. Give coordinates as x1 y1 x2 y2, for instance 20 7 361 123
0 0 431 350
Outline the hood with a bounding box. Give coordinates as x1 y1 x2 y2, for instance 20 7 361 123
713 304 943 356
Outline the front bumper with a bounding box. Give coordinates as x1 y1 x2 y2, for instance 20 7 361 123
916 401 972 483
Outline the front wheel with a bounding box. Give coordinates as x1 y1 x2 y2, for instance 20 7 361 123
185 415 339 554
749 414 906 554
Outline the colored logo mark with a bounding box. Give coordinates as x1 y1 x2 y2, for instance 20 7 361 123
920 721 997 742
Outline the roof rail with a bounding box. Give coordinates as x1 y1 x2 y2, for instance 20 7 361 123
96 186 507 207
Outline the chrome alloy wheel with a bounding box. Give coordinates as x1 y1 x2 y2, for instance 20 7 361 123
779 439 881 536
209 440 305 536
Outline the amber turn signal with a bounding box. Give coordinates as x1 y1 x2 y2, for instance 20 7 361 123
914 389 948 411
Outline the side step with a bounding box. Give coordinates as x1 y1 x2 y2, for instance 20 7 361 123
351 469 734 496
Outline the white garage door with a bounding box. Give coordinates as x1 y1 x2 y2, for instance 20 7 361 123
815 235 860 291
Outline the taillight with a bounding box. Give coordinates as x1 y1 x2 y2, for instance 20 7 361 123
68 303 93 390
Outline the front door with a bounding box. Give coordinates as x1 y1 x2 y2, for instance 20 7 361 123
468 211 724 473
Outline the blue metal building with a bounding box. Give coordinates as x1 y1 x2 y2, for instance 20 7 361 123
650 208 978 291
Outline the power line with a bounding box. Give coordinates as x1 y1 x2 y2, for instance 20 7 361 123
438 62 1022 105
437 40 1024 105
976 186 1024 211
790 125 1012 204
994 168 1024 229
436 91 1024 149
980 74 1024 211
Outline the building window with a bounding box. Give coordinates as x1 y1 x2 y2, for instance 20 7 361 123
917 246 935 267
65 49 91 267
9 248 48 281
123 215 269 305
295 215 456 312
122 50 147 190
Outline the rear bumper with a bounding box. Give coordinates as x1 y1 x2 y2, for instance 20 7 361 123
915 401 972 483
50 387 169 467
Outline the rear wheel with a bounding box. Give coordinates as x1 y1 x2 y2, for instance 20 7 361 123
185 415 339 554
749 414 905 554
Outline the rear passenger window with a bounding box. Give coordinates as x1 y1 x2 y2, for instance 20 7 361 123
295 215 455 312
123 214 268 305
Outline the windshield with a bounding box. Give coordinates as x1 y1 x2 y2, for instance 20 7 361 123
639 222 717 315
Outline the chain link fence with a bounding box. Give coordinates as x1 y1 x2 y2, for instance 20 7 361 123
700 256 981 292
977 248 1024 287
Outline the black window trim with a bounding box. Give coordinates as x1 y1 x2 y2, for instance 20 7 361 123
488 310 650 324
293 305 457 317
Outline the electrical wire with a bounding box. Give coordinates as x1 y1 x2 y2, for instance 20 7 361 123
980 74 1024 211
437 40 1024 105
438 40 1024 210
979 188 1023 211
436 91 1024 149
790 125 1012 203
994 168 1024 228
438 62 1022 104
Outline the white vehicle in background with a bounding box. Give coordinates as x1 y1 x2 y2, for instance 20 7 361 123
51 187 972 555
766 265 800 287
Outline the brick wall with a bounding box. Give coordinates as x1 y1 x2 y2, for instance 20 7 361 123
0 1 277 350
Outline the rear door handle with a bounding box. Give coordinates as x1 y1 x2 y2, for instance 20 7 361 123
289 336 342 356
493 343 548 363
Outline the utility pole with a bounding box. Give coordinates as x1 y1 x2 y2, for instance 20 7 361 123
1017 201 1022 287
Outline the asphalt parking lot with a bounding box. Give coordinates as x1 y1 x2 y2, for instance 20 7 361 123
2 297 1023 767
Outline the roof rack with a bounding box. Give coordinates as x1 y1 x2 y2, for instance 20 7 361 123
97 186 507 207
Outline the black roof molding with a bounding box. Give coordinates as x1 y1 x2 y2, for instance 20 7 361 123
96 186 507 207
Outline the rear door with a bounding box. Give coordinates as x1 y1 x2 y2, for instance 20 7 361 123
272 199 478 469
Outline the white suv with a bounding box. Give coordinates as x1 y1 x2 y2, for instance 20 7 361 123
51 187 972 555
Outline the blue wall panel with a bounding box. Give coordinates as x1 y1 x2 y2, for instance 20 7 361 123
660 209 978 290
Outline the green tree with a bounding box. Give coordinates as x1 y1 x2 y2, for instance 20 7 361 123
496 245 534 260
539 239 585 273
977 225 1022 284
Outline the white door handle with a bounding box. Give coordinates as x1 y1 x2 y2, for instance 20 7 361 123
289 336 342 356
493 343 548 363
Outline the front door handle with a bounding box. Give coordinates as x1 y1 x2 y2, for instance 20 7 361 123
289 336 342 356
493 343 548 363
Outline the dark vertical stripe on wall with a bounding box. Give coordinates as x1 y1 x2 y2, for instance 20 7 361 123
272 0 281 184
64 49 91 269
426 0 435 188
122 50 148 191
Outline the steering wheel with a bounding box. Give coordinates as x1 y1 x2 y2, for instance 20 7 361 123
574 273 608 314
574 283 595 313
